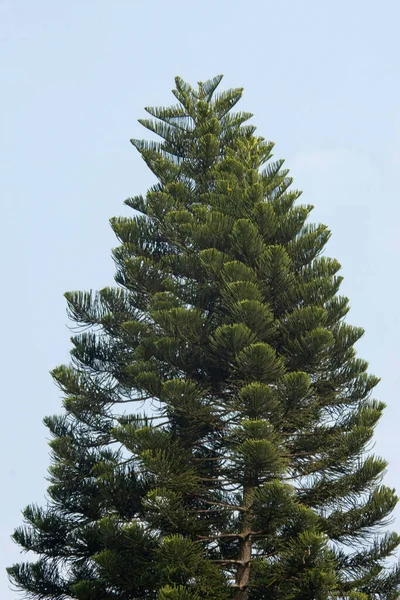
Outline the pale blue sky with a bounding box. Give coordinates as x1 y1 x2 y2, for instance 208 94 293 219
1 0 400 597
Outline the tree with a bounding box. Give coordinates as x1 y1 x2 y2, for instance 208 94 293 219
8 75 400 600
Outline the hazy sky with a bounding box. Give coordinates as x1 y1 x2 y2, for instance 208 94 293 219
2 0 400 597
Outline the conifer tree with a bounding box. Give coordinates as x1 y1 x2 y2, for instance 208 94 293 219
8 76 400 600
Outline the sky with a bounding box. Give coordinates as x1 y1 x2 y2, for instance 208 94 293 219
1 0 400 596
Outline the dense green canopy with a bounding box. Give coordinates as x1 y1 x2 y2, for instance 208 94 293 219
8 76 400 600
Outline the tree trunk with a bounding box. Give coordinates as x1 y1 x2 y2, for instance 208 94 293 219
235 487 254 600
235 533 253 600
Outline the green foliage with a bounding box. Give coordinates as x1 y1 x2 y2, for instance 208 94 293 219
8 75 399 600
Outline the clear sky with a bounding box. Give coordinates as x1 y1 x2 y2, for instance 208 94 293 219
1 0 400 596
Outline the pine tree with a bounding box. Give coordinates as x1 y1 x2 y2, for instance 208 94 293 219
8 75 400 600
